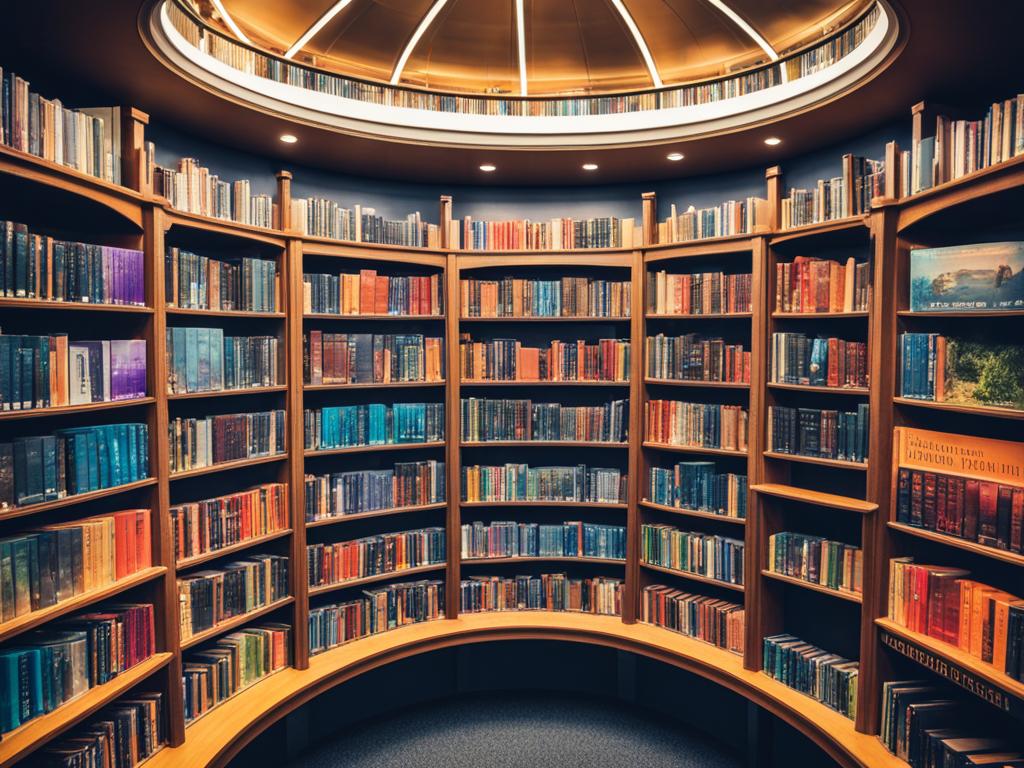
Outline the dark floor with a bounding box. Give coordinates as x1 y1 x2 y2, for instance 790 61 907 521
288 691 743 768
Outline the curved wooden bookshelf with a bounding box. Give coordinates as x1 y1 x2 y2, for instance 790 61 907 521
887 522 1024 568
761 570 863 604
458 315 630 323
892 396 1024 421
460 556 626 566
750 484 877 514
645 312 753 320
304 441 446 457
766 383 869 396
0 478 158 522
460 380 631 388
772 311 869 320
165 307 286 319
769 215 870 246
638 499 747 525
0 298 153 313
305 502 448 528
460 501 629 510
166 386 288 401
168 454 287 480
307 564 447 596
641 441 747 458
643 378 750 389
303 380 446 391
460 440 628 449
175 530 294 571
640 562 745 593
179 597 296 651
303 313 444 321
0 396 156 421
762 451 869 471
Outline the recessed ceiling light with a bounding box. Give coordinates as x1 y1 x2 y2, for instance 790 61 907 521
479 164 497 172
764 137 782 146
280 134 298 144
666 152 684 161
582 163 599 171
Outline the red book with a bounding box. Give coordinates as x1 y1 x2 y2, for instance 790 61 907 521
359 269 376 313
964 479 980 541
827 338 839 387
977 482 999 546
922 473 938 530
374 276 389 314
935 474 949 533
1011 487 1023 553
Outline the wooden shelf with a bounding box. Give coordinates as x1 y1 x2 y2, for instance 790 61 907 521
876 618 1024 718
769 215 870 246
0 298 152 314
307 564 447 596
640 562 745 593
304 441 446 457
772 311 869 320
461 500 628 510
0 478 158 522
750 484 876 514
162 207 286 247
304 313 444 321
175 530 294 571
303 380 445 391
169 454 287 481
181 666 291 732
763 451 868 471
460 380 630 388
459 315 630 323
165 307 286 319
895 309 1024 318
180 597 296 650
761 570 862 604
887 522 1024 567
461 556 626 566
893 397 1024 421
644 378 750 389
767 383 869 396
0 397 155 421
642 441 747 458
645 312 752 320
461 440 628 449
0 652 172 768
166 386 287 401
639 499 747 525
305 502 448 528
643 233 757 261
0 567 167 644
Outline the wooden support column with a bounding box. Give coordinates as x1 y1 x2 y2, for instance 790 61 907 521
276 171 293 233
121 107 150 195
440 195 453 250
765 167 782 232
641 192 657 246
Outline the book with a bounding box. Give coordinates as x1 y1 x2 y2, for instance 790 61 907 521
304 270 443 316
781 154 886 227
292 198 441 248
304 460 445 522
910 242 1024 313
647 462 747 518
461 464 626 504
152 156 274 226
657 198 768 243
168 410 285 473
303 332 445 385
641 524 745 585
770 333 868 388
459 336 630 383
775 256 871 314
460 574 622 615
461 398 628 443
768 533 863 594
645 334 750 383
644 400 747 452
894 427 1024 487
177 554 290 639
166 328 280 394
646 270 752 316
165 247 279 312
641 584 744 654
303 402 444 451
307 527 446 588
763 634 858 719
170 484 289 563
767 404 870 464
460 521 626 560
459 215 636 250
460 276 630 318
899 333 1024 410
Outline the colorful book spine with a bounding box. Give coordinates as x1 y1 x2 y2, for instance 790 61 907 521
768 532 863 594
640 524 745 585
646 271 752 316
657 198 767 243
644 400 747 452
303 270 444 316
645 334 750 383
304 460 445 522
641 584 745 654
165 247 278 312
775 256 870 314
460 521 626 560
460 276 630 318
647 463 747 518
165 328 281 394
460 464 627 504
303 332 445 385
307 527 446 588
459 574 623 615
767 404 870 464
770 333 867 387
459 216 634 250
152 157 273 227
459 337 630 382
168 410 285 473
763 634 858 719
35 693 165 767
781 155 885 227
291 199 441 248
460 398 628 443
170 483 289 563
303 403 444 451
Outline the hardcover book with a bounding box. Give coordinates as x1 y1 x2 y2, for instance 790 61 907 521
910 242 1024 312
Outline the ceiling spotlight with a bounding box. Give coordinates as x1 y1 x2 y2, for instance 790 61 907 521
479 164 497 172
582 163 599 171
764 137 782 146
280 134 298 144
666 152 684 161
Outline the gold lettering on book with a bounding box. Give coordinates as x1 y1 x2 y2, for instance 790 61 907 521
897 427 1024 486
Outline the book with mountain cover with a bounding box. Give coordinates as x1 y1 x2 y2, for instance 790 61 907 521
910 242 1024 312
899 332 1024 409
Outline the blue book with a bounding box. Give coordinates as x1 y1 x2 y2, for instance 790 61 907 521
171 327 187 393
210 328 224 389
185 327 199 392
40 436 58 501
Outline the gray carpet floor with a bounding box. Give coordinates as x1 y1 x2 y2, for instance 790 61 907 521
289 692 743 768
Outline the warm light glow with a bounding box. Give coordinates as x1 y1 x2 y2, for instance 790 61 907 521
210 0 251 44
391 0 450 85
703 0 779 61
764 137 782 146
608 0 663 88
582 163 599 171
280 134 299 143
515 0 528 96
285 0 356 59
666 152 684 161
479 164 497 172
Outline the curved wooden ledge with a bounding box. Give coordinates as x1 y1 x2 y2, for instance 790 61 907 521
147 613 902 768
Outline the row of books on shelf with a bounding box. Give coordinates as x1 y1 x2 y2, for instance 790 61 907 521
647 463 748 519
640 584 745 655
769 333 868 388
779 155 884 228
291 198 442 248
460 398 628 443
460 521 626 561
0 422 150 510
887 558 1023 683
767 404 870 464
640 523 745 586
152 156 275 228
1 219 145 305
170 483 289 564
767 532 863 595
0 603 155 733
183 623 291 723
645 334 750 384
460 464 627 504
459 574 623 615
303 461 445 522
0 334 147 410
1 508 152 623
303 332 445 385
168 410 285 473
776 256 870 314
459 336 630 383
166 328 280 394
303 403 444 451
177 554 289 640
644 400 747 452
303 270 444 317
459 276 630 318
656 198 767 244
306 528 446 588
458 216 637 251
165 247 279 313
763 634 858 720
646 270 752 316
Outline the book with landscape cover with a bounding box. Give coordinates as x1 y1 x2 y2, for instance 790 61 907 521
910 242 1024 312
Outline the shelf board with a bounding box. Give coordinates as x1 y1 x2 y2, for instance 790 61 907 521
175 529 294 571
642 441 747 458
0 567 167 644
169 454 287 481
162 207 286 247
644 378 749 389
893 397 1024 421
0 397 155 421
305 502 448 528
460 500 628 510
182 666 291 732
772 311 869 319
642 233 757 260
750 483 876 514
460 380 630 388
180 597 296 650
770 215 870 246
305 441 445 457
304 313 444 321
761 570 862 604
645 312 752 320
166 386 287 401
460 440 628 449
762 451 868 471
461 556 626 566
0 297 152 314
639 499 747 525
876 617 1024 718
0 478 158 522
0 652 172 768
640 562 745 593
767 383 869 396
887 522 1024 567
896 309 1024 318
308 563 447 596
459 315 630 323
303 380 445 391
165 307 285 319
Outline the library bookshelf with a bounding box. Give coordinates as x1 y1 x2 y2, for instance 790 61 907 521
1 110 1023 768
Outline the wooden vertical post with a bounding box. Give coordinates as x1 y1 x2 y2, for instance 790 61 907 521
624 248 645 624
444 253 461 619
765 167 782 232
121 107 150 195
641 192 657 246
276 171 293 233
440 195 453 250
